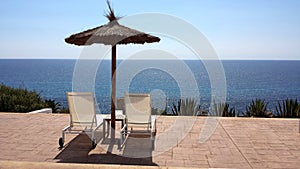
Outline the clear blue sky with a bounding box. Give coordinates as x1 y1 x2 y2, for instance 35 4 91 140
0 0 300 60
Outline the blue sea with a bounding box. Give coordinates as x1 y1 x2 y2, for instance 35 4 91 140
1 59 300 114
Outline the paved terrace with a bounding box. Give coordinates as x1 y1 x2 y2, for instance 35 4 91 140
0 113 300 169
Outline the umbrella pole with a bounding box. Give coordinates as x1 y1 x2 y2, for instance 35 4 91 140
111 45 116 138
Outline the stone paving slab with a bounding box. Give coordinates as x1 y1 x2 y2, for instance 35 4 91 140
0 160 165 169
0 113 300 168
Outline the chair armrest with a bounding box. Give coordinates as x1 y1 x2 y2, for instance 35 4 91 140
151 115 157 133
62 125 71 132
93 122 103 131
120 124 127 133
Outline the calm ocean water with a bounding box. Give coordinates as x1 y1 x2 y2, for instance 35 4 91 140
1 59 300 114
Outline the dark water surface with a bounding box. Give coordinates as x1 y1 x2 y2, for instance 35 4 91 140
1 59 299 114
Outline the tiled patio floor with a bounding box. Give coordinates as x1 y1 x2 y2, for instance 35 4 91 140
0 113 300 168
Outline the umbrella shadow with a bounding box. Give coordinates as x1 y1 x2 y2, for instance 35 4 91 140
122 135 154 159
54 131 103 163
54 132 157 166
87 134 157 165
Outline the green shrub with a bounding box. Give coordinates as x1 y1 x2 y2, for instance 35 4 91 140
44 99 61 113
59 106 70 114
276 98 300 118
0 84 62 113
246 99 269 117
0 84 45 112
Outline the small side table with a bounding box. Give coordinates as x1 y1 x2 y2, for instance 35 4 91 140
103 110 126 139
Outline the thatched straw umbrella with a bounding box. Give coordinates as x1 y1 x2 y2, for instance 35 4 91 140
65 1 160 138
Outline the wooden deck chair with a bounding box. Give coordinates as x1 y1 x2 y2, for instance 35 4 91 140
59 92 102 148
118 93 156 150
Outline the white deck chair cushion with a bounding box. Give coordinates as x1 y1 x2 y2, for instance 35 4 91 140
67 92 96 127
124 93 151 125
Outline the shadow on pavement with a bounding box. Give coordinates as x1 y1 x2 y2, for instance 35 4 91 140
54 132 157 166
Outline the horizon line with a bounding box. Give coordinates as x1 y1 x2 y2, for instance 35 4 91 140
1 58 300 61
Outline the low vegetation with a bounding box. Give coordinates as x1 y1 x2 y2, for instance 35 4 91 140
170 99 181 115
276 98 300 118
178 98 198 116
246 99 271 118
0 84 66 113
211 102 236 117
1 84 300 118
169 98 198 116
152 107 168 115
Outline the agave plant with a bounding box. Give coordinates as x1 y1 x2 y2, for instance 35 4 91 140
222 103 236 117
179 98 198 116
246 99 268 117
210 101 223 116
210 101 236 117
171 98 198 116
171 99 181 115
276 98 300 118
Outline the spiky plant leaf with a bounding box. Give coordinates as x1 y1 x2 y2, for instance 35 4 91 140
178 98 198 116
276 98 300 118
246 99 268 117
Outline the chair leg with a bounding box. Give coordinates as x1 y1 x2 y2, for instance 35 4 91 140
92 131 95 142
92 138 96 149
59 131 65 148
118 130 123 150
118 124 128 150
151 139 155 150
151 132 155 150
107 121 110 137
117 139 121 150
59 125 71 148
103 121 106 139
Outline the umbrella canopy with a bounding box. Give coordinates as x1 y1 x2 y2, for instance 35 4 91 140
65 20 160 45
65 2 160 139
